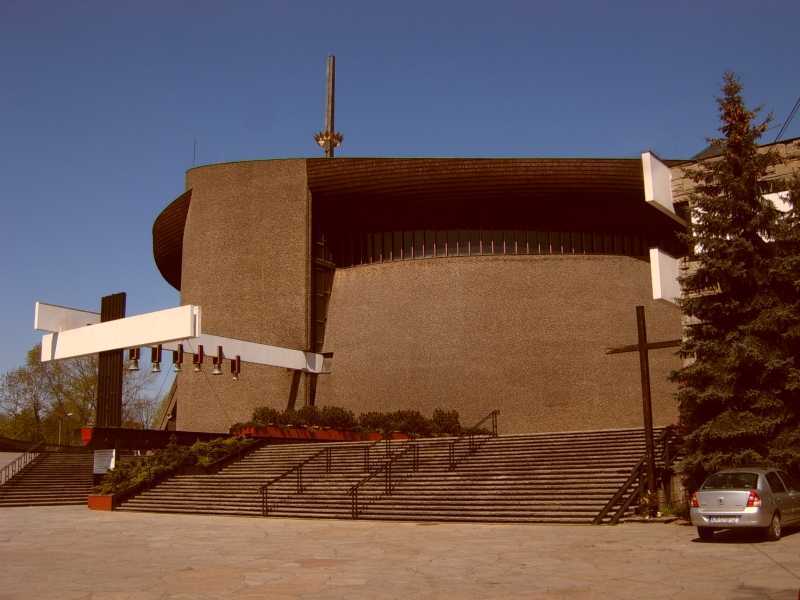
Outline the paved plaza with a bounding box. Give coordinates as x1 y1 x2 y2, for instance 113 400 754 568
0 506 799 599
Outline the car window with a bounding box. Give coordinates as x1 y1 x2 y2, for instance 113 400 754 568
701 472 758 490
766 472 787 494
778 471 799 492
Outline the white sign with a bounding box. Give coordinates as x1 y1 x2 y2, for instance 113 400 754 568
93 449 116 474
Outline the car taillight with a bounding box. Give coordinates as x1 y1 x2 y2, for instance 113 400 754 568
691 492 699 508
746 490 761 507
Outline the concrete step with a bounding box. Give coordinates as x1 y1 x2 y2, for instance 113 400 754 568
0 452 93 507
115 427 666 523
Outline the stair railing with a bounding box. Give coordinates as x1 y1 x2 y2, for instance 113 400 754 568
592 426 679 525
0 441 44 487
348 443 419 519
448 409 499 470
260 446 332 516
363 437 397 472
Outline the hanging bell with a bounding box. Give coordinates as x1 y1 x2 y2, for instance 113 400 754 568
211 346 223 375
172 344 183 372
193 345 204 372
127 348 140 371
150 345 162 373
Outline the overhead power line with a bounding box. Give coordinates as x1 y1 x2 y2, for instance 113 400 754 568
774 94 800 142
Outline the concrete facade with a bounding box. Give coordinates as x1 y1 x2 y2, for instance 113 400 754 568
318 255 681 433
176 160 311 432
156 157 686 434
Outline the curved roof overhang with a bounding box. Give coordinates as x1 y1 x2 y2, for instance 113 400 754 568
152 189 191 290
306 157 646 199
152 158 684 291
307 158 684 233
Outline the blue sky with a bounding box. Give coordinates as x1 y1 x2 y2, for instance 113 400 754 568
1 0 798 383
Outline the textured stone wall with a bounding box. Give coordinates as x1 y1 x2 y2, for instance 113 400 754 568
175 160 311 432
315 255 683 434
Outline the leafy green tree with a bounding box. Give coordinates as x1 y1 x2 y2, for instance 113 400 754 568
0 345 158 443
673 72 798 488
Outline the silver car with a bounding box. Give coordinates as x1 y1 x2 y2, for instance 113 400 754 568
690 468 800 541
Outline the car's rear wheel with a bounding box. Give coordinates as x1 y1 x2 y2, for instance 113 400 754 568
697 527 714 541
764 513 781 541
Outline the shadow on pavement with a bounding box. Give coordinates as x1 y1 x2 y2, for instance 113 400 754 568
692 526 799 544
731 583 799 600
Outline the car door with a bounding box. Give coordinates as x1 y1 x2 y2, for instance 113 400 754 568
766 471 792 523
777 471 800 524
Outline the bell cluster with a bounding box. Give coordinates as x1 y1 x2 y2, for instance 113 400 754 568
127 344 242 380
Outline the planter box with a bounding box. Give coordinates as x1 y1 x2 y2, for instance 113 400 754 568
87 495 114 511
312 428 346 441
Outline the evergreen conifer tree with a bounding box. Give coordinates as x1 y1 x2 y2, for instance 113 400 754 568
762 173 800 474
673 72 797 488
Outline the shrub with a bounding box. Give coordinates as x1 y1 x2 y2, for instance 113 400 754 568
296 405 320 427
359 411 390 433
431 409 461 436
246 404 465 437
319 405 356 430
191 437 252 466
277 409 300 426
390 410 432 437
252 406 280 426
94 437 255 495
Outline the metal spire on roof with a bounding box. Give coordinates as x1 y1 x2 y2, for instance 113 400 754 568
314 55 343 158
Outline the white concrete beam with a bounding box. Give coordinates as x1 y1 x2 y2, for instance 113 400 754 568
34 302 100 332
41 305 200 362
36 303 325 373
165 335 324 373
649 248 680 305
642 151 687 227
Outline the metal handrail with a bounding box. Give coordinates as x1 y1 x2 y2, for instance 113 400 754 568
593 426 679 525
0 441 44 487
260 446 332 516
362 437 395 473
348 443 420 519
448 409 499 470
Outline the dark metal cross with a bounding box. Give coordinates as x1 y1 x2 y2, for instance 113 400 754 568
606 305 680 516
95 292 126 428
313 55 343 158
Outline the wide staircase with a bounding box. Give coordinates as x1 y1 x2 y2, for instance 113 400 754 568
117 426 672 523
0 451 94 507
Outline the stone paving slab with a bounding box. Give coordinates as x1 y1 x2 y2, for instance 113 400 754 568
0 506 799 599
